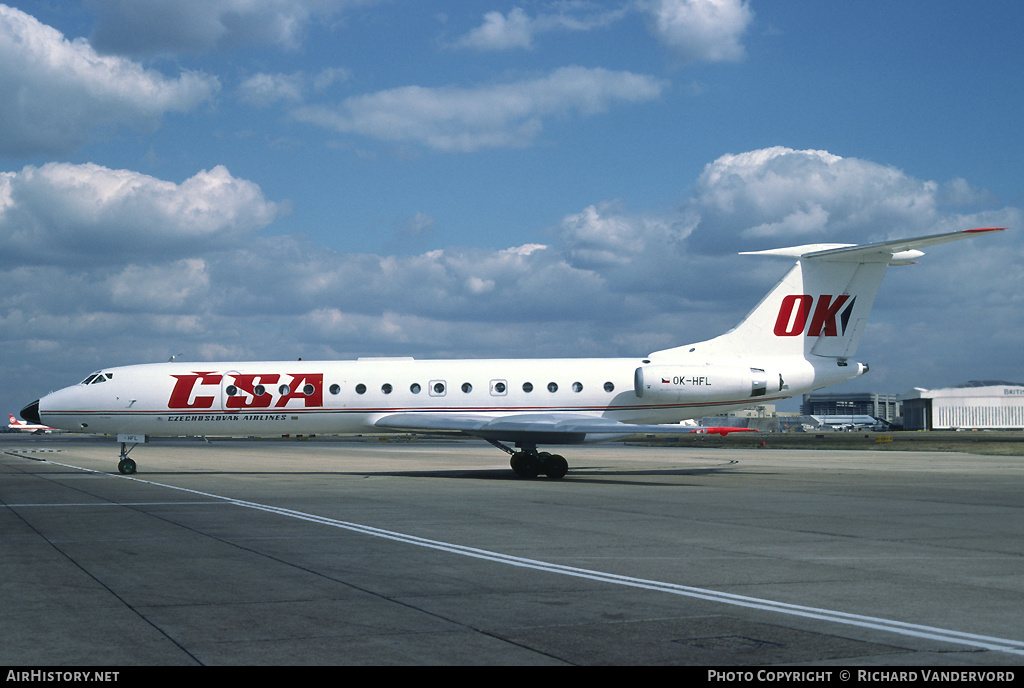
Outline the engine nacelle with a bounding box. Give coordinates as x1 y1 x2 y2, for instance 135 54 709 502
634 365 779 401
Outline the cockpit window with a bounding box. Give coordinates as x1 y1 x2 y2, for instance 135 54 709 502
80 372 113 385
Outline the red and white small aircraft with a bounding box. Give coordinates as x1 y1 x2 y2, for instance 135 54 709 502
689 426 758 436
20 228 1003 478
8 414 55 434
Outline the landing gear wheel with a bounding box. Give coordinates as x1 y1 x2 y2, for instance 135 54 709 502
510 451 568 479
543 454 568 479
116 440 140 475
510 451 540 479
493 441 570 480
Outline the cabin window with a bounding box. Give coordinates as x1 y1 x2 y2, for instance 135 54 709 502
461 382 472 393
522 382 533 393
572 382 583 393
604 381 615 393
355 384 366 395
430 380 446 396
410 383 421 394
279 385 290 396
225 385 238 396
547 382 558 393
490 380 507 396
329 384 341 395
303 384 315 396
382 383 393 394
255 385 267 396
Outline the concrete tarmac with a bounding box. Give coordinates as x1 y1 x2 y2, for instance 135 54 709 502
2 433 1023 666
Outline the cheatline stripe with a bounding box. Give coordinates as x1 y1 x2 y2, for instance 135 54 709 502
40 394 791 418
13 453 1024 657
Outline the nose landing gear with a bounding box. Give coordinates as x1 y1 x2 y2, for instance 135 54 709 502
117 442 137 474
115 434 146 474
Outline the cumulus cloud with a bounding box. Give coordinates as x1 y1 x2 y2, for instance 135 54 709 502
688 147 948 253
644 0 754 64
106 259 212 313
0 5 219 157
455 7 534 50
0 163 282 267
237 67 351 107
238 72 306 107
293 66 667 151
87 0 373 55
556 201 689 273
452 5 627 51
452 2 751 64
6 148 1016 337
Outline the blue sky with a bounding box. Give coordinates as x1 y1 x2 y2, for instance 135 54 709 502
2 0 1022 418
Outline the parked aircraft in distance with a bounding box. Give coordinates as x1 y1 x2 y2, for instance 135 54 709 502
20 228 1004 478
8 414 54 434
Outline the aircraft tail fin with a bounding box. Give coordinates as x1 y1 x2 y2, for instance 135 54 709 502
651 228 1005 361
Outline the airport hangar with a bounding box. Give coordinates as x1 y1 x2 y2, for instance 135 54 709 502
798 383 1024 431
900 381 1024 431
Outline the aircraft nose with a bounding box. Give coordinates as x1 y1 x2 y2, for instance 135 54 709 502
20 400 41 425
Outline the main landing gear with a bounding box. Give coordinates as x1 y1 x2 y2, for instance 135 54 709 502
487 440 569 479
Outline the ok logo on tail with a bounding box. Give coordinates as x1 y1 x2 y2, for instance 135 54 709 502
774 295 857 337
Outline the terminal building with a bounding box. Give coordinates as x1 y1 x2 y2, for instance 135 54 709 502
901 381 1024 431
801 392 901 426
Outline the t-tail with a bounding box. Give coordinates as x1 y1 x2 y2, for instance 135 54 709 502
651 228 1005 364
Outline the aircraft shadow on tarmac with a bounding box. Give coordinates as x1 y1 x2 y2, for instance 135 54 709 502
86 461 747 486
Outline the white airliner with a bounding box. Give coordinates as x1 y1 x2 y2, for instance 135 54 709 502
7 414 55 434
20 228 1003 478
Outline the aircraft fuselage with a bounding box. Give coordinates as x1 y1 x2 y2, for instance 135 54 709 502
34 356 859 439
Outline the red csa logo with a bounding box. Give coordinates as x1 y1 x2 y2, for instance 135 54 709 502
774 295 856 337
168 372 324 409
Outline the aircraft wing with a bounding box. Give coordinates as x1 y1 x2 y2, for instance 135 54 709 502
374 412 693 444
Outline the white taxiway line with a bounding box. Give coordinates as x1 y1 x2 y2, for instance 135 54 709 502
13 454 1024 657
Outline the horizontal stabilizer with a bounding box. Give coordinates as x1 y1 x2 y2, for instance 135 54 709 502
741 227 1005 265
